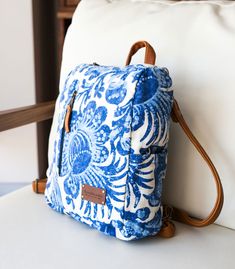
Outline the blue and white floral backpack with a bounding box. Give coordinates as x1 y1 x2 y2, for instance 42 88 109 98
33 41 223 240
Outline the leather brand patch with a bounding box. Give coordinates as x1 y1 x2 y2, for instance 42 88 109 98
81 184 106 205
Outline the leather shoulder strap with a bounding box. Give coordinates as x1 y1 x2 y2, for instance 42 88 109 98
125 40 224 228
170 99 224 227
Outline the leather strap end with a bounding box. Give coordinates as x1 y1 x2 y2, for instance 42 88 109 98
32 178 47 194
158 221 176 238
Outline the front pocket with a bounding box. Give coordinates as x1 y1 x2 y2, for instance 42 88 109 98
58 90 78 175
56 100 128 219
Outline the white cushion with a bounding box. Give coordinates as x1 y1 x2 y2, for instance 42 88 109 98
54 0 235 229
0 186 235 269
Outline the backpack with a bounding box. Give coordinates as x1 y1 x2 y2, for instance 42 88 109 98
33 41 223 240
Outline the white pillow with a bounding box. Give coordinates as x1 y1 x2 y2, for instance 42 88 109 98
59 0 235 229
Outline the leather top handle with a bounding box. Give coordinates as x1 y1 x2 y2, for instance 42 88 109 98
125 40 156 66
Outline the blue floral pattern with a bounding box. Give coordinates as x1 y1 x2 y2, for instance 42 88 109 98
45 63 173 240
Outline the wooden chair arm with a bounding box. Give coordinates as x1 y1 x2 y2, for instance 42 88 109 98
0 101 55 132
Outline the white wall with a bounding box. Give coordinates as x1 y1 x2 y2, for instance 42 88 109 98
0 0 38 183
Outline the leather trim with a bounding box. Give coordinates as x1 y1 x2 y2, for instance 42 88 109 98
32 178 47 194
81 184 106 205
64 105 72 133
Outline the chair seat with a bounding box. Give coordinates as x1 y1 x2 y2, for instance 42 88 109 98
0 186 234 269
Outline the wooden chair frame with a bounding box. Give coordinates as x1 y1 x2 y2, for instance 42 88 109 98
0 101 55 132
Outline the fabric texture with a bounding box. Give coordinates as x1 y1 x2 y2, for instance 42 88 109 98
45 63 173 240
53 0 235 229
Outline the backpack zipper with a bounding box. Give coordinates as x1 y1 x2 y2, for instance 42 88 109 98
64 91 77 133
58 91 77 175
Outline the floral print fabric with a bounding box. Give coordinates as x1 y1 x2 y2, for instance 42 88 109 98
45 64 173 240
